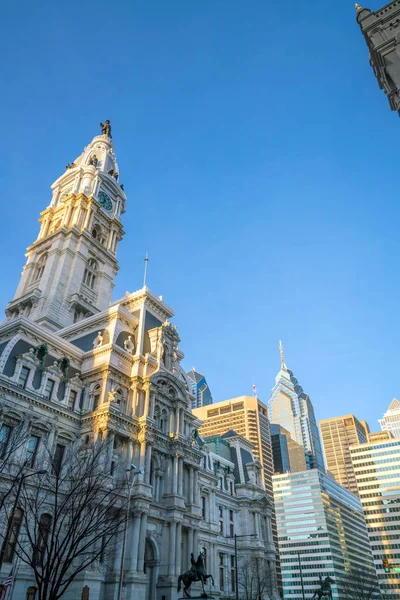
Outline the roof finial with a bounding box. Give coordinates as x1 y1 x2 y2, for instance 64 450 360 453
143 252 149 287
355 3 362 10
279 340 287 371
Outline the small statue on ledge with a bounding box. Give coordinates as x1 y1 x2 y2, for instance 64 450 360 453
100 120 112 138
88 154 98 167
123 335 135 354
66 162 76 170
93 331 103 349
177 552 214 598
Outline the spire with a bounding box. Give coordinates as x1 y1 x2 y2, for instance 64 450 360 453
279 340 287 371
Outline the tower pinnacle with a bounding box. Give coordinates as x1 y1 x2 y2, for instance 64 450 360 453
279 340 287 371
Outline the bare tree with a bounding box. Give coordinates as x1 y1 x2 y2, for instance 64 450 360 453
0 418 31 512
238 556 274 600
338 567 382 600
5 438 128 600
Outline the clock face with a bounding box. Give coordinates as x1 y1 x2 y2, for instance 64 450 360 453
98 190 113 211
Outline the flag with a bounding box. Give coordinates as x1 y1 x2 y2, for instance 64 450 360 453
0 567 13 600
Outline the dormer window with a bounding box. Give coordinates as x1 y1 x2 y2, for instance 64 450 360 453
83 259 98 290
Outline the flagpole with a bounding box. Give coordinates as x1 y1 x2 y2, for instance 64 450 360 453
8 559 19 600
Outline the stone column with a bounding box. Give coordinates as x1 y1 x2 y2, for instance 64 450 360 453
180 409 184 435
193 469 199 504
145 444 152 485
170 411 175 435
176 522 182 576
188 528 194 557
128 515 141 572
172 456 178 495
189 467 194 504
139 440 146 472
125 440 133 471
149 391 156 420
178 458 183 496
137 513 148 572
143 385 150 418
193 529 199 556
169 522 176 575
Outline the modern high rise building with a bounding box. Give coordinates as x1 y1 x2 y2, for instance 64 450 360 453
356 1 400 116
193 396 274 501
186 367 213 409
193 396 281 592
319 414 369 496
273 469 378 600
379 398 400 439
350 438 400 599
268 343 324 472
270 424 306 474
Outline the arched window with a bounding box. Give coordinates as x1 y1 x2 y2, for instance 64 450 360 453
32 253 47 283
91 224 105 244
3 507 23 562
26 587 37 600
82 259 98 290
34 513 52 565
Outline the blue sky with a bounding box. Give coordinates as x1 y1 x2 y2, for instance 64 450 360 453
0 0 397 431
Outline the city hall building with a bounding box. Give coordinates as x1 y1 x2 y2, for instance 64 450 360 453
0 126 279 600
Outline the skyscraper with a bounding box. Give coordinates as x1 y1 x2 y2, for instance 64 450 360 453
268 343 324 471
270 424 306 474
356 2 400 116
350 438 400 599
193 396 281 592
379 398 400 439
186 367 213 409
273 469 378 600
193 396 274 505
319 414 369 495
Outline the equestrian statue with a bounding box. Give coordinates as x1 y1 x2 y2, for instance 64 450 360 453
177 552 215 598
312 575 334 600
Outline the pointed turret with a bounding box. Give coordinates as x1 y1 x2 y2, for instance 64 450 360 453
6 123 126 331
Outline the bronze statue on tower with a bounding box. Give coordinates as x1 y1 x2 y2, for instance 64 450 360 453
100 120 112 138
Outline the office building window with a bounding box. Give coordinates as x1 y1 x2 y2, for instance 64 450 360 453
219 506 224 534
231 555 236 592
68 390 77 411
26 435 40 468
53 444 65 475
219 554 225 591
0 425 12 459
44 379 55 400
18 366 30 389
229 510 234 537
3 508 23 563
201 496 206 519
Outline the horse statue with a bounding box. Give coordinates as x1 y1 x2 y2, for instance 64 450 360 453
177 552 215 598
312 575 334 600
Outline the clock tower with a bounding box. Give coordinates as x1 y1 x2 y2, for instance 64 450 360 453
6 122 126 331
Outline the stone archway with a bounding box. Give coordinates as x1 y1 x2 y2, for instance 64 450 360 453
144 536 159 600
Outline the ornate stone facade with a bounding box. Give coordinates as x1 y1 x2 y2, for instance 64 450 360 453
0 128 280 600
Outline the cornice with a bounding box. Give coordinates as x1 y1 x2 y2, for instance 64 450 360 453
0 317 84 364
